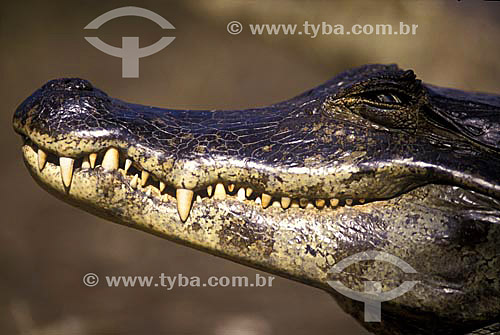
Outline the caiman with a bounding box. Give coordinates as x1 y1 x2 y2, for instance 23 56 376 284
12 64 500 335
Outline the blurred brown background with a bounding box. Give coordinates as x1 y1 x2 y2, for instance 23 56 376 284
1 1 500 334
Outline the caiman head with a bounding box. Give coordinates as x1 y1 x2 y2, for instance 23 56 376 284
13 64 500 335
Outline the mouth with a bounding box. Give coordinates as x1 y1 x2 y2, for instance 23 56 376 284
22 139 376 223
21 120 500 226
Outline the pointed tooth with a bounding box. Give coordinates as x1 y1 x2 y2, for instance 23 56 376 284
159 181 166 193
227 184 235 192
89 153 97 168
281 197 291 209
315 199 325 209
237 188 246 201
345 199 353 206
207 185 213 197
141 170 150 186
130 174 139 188
81 156 91 169
59 157 74 188
196 195 202 203
214 183 226 200
37 149 47 171
255 197 262 205
124 159 132 172
272 201 281 208
102 147 119 170
246 188 253 197
330 198 339 207
145 188 152 196
306 202 315 209
261 193 272 208
176 189 194 222
299 198 308 208
359 198 366 204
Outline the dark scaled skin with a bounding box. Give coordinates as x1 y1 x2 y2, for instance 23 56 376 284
13 64 500 334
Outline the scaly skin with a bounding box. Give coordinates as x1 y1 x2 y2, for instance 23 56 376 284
13 64 500 334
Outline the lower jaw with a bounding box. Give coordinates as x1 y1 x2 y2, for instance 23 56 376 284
28 142 443 292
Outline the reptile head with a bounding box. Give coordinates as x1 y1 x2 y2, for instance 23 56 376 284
13 64 500 334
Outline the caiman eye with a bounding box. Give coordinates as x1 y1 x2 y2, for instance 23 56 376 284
359 90 408 106
376 92 401 104
339 89 419 130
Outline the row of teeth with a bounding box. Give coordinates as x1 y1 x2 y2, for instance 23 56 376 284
36 146 366 222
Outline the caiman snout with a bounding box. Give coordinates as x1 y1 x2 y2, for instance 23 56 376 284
13 78 122 156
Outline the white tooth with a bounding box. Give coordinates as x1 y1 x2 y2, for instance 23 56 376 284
299 198 308 208
207 185 213 197
237 188 246 201
315 199 325 209
214 183 226 200
261 193 272 208
346 199 353 206
130 174 139 188
272 201 281 208
159 181 166 193
141 170 150 186
306 203 315 209
176 189 194 222
281 197 291 209
38 149 47 171
227 184 235 192
102 147 119 170
246 188 253 197
89 153 97 168
145 188 151 196
255 197 261 205
330 198 339 207
196 195 202 203
81 156 91 169
124 159 132 172
59 157 74 188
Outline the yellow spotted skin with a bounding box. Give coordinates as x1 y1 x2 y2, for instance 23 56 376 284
14 64 500 334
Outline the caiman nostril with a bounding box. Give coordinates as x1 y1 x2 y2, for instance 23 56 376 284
41 78 94 92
